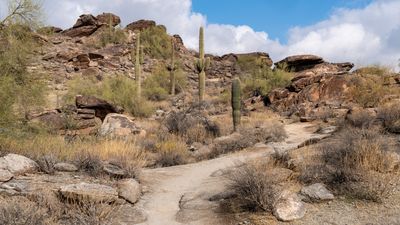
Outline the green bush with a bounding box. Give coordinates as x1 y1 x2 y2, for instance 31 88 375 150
0 23 47 127
143 63 187 101
99 27 127 47
141 26 172 59
242 68 292 97
65 75 154 118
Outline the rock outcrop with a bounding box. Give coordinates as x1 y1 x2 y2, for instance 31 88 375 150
117 179 141 204
267 54 354 118
126 19 156 32
62 13 121 37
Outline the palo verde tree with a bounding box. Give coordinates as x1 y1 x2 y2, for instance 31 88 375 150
0 0 46 127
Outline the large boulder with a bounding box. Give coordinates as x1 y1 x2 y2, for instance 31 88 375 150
99 113 142 137
76 95 124 120
62 13 120 37
59 182 119 203
126 20 156 32
273 190 306 222
117 179 141 204
0 154 38 175
96 13 121 26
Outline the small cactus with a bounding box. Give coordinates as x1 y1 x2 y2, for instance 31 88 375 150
194 26 210 102
231 78 241 132
168 39 177 95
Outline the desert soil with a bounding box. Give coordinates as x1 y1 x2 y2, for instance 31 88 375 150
135 122 325 225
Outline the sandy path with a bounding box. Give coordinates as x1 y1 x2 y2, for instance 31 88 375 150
136 123 325 225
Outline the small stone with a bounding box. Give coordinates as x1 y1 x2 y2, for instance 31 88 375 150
54 163 78 172
301 183 334 202
273 190 306 222
117 179 141 204
0 169 13 182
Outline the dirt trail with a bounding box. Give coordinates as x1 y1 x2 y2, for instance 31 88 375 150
136 123 326 225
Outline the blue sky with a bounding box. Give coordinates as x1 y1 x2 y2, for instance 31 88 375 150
192 0 373 43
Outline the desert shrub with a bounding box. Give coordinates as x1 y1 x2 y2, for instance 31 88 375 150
349 68 398 107
378 102 400 133
141 25 172 59
99 26 127 47
242 68 292 98
76 151 104 177
65 75 154 117
163 106 220 144
35 154 57 174
143 63 187 101
346 109 377 128
306 127 400 202
226 161 293 212
154 136 189 167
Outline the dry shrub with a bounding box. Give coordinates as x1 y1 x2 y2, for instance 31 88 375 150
304 126 400 202
154 136 189 167
226 161 294 212
345 109 376 128
163 107 220 144
35 154 57 175
378 102 400 133
349 69 398 108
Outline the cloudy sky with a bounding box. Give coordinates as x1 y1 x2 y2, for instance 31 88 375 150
1 0 399 69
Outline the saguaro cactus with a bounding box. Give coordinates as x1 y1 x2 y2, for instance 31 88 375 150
134 32 142 99
168 39 177 95
231 78 241 132
195 26 209 102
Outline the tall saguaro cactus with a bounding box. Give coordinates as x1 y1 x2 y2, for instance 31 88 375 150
231 78 241 132
168 39 177 95
195 26 209 102
134 32 142 99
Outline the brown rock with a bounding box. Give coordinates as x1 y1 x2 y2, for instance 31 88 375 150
96 13 121 27
62 25 98 37
126 20 156 32
75 95 124 120
59 182 118 203
0 154 38 175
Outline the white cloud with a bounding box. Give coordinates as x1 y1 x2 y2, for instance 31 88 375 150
0 0 399 69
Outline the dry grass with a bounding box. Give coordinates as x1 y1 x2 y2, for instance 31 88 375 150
154 135 190 167
0 194 119 225
163 106 220 144
0 135 148 177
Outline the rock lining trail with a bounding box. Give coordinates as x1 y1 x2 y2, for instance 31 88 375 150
136 123 328 225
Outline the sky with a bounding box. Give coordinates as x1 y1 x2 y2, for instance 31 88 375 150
0 0 399 69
